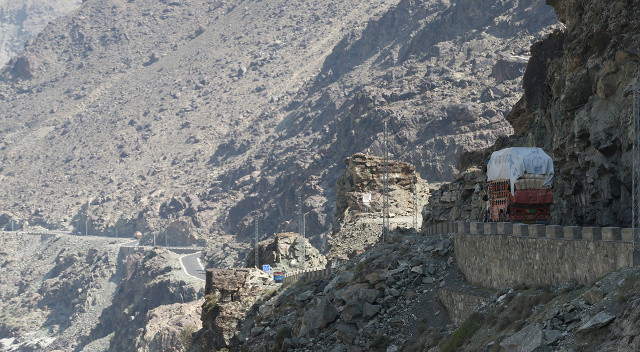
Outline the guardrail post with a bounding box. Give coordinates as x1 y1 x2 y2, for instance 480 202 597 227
513 223 529 237
497 222 513 235
622 228 634 243
564 226 582 240
458 222 470 234
602 227 621 241
546 225 563 239
470 222 484 235
529 224 546 238
583 227 602 241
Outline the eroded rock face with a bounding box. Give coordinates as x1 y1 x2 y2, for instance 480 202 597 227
197 268 276 350
421 169 486 225
506 0 640 226
134 301 203 352
330 153 429 259
86 250 202 352
245 232 327 272
426 0 640 227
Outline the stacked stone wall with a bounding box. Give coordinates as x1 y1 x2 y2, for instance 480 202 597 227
426 221 637 290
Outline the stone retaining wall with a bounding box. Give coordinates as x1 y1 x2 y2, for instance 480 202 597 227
426 221 638 290
282 267 335 285
438 288 491 325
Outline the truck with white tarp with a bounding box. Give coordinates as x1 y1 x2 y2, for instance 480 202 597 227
486 147 554 224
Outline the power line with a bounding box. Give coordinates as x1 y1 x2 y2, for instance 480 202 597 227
254 218 259 269
382 119 390 243
633 79 640 252
413 174 418 231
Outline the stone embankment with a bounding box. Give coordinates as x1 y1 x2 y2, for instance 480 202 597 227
425 221 636 290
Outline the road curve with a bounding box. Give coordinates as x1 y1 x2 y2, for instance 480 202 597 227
180 253 206 281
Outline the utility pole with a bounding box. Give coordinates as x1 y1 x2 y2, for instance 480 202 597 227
153 233 156 247
382 119 390 243
633 79 640 252
413 174 419 231
302 213 306 270
254 218 259 269
298 194 305 270
85 219 88 237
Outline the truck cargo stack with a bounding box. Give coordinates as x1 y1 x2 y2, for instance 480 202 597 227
487 148 554 224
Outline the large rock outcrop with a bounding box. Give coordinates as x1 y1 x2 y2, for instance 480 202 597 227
330 153 428 259
194 268 276 351
85 249 203 352
425 0 640 228
245 232 327 272
505 0 640 226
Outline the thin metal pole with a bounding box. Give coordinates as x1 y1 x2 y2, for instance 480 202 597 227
85 219 88 237
413 174 418 230
302 213 306 270
153 233 156 247
11 218 14 232
383 120 390 242
634 79 640 251
254 218 259 268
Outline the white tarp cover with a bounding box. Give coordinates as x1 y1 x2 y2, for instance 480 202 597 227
487 147 554 194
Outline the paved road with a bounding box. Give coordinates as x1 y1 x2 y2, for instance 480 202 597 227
180 253 206 281
6 230 206 281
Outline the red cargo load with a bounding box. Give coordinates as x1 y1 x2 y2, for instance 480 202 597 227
510 189 553 205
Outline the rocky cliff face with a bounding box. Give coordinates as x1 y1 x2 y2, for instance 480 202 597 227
193 268 276 351
85 249 203 352
424 0 640 228
245 232 327 272
0 233 123 351
506 0 640 226
330 153 429 259
0 0 81 65
0 0 558 260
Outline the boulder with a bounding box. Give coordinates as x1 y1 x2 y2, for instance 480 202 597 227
578 311 616 331
305 299 339 331
500 323 543 352
490 57 528 83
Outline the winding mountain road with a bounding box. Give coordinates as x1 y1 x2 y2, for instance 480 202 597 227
180 253 206 281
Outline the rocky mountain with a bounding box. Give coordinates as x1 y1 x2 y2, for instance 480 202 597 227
424 0 640 228
0 233 123 351
0 0 558 264
245 232 327 273
0 232 203 352
0 0 81 65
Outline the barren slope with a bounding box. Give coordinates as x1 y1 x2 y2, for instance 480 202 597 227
0 0 81 65
0 0 558 263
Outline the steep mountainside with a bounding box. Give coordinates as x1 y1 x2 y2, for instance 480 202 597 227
0 0 81 65
0 0 557 262
0 232 204 352
425 0 640 227
0 233 124 351
507 0 640 227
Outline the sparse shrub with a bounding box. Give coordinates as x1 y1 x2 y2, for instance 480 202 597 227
372 333 389 351
441 312 483 352
179 325 197 350
272 325 291 352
